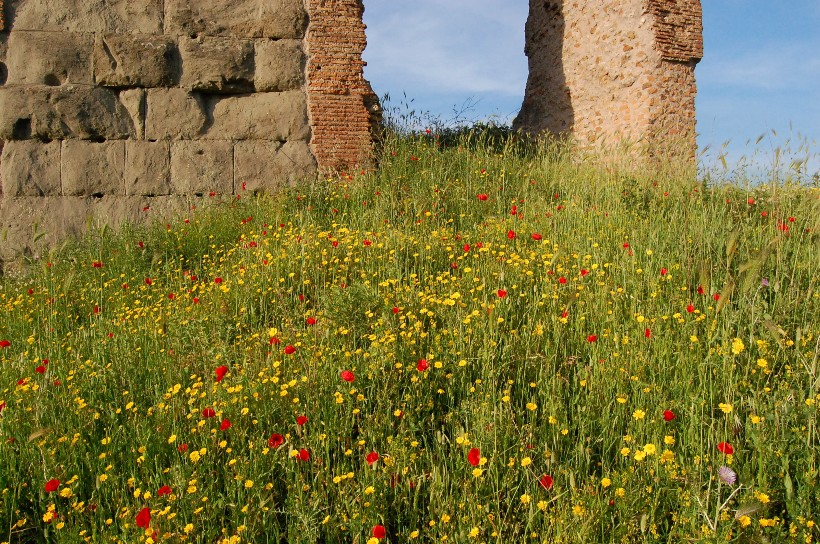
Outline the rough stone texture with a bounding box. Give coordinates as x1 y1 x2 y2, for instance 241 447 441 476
5 31 94 85
170 140 233 195
0 85 135 140
94 34 179 87
514 0 703 158
305 0 380 170
119 89 145 140
61 140 125 196
165 0 307 39
179 36 255 93
8 0 162 34
125 141 171 196
1 140 61 196
255 39 305 92
208 91 310 141
145 89 207 140
235 139 316 191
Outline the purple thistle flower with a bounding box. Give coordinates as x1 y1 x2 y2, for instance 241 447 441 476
761 278 770 287
718 466 737 485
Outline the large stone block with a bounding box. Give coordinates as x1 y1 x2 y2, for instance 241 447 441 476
165 0 307 39
118 89 145 140
234 139 316 192
0 85 135 141
1 140 61 197
207 91 310 141
125 141 171 196
94 34 179 87
144 89 207 140
255 39 305 92
179 36 254 93
170 141 233 195
5 31 94 86
61 140 125 196
9 0 162 33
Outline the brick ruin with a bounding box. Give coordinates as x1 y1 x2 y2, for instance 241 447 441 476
515 0 703 155
0 0 701 266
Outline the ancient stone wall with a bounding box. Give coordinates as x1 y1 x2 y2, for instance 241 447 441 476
0 0 327 264
0 0 701 268
514 0 702 157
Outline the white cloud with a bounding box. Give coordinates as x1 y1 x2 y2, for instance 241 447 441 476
363 1 529 98
698 47 820 92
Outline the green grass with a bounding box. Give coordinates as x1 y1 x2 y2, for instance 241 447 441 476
1 131 819 544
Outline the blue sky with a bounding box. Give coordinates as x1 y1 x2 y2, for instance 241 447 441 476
362 1 819 179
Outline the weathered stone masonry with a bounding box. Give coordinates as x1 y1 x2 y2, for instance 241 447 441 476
514 0 703 156
0 0 701 266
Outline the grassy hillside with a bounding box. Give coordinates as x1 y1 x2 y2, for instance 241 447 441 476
1 132 819 543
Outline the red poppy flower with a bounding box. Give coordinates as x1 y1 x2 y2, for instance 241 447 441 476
366 451 380 465
297 448 310 461
510 205 517 215
220 418 231 431
372 525 386 539
157 485 172 497
623 242 630 248
507 230 516 240
644 328 651 338
144 277 152 286
193 297 200 304
558 277 567 284
717 442 734 455
660 268 668 276
167 293 175 300
215 365 228 382
686 304 695 313
268 433 284 448
747 197 755 205
416 359 429 372
341 370 355 383
201 407 216 418
296 415 308 426
580 269 589 277
0 401 6 413
497 289 507 298
178 443 188 453
663 410 676 421
697 285 705 295
363 239 372 247
392 307 400 314
284 345 296 355
136 507 151 529
531 233 542 241
477 194 488 201
467 447 481 466
539 474 554 490
45 479 60 492
269 336 281 345
587 335 597 343
35 365 46 374
214 277 223 284
713 293 720 301
0 340 10 348
92 261 103 268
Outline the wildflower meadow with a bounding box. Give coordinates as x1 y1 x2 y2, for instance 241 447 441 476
1 131 818 543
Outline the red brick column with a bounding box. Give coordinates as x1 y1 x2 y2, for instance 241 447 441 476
305 0 380 172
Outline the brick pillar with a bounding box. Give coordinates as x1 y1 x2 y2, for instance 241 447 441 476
305 0 381 172
514 0 703 159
